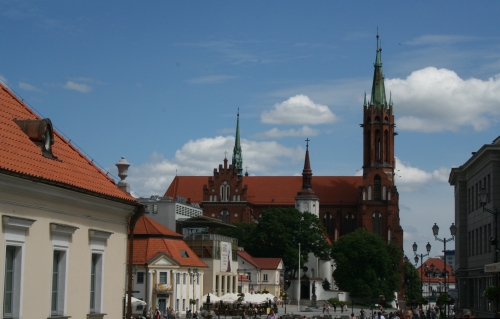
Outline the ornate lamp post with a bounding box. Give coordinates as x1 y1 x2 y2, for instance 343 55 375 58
413 241 431 300
432 223 457 319
188 268 199 312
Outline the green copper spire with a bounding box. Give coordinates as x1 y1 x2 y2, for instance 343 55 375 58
232 109 243 176
370 33 387 109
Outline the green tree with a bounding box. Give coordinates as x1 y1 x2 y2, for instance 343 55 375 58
404 260 422 305
331 228 402 301
250 207 331 273
322 278 331 290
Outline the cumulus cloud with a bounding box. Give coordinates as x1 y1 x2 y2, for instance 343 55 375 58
126 136 303 197
261 94 338 125
395 157 450 192
385 67 500 132
188 75 236 84
254 126 320 139
63 81 91 93
19 82 43 93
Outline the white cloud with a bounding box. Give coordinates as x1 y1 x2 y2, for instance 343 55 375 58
395 157 450 192
261 94 338 125
386 67 500 132
63 81 91 93
19 82 43 93
254 126 320 139
187 75 236 84
127 136 303 197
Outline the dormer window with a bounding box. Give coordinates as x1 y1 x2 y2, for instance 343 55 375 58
14 118 57 159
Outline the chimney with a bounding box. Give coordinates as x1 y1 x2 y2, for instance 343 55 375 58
115 156 131 194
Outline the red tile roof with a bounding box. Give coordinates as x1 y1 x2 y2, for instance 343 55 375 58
238 250 282 270
132 216 207 267
165 176 362 205
0 83 137 203
416 257 455 283
134 215 184 238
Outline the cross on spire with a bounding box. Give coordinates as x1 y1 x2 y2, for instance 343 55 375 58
305 138 310 149
224 151 228 158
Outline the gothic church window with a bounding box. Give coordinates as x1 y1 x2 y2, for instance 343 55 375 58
372 211 383 236
323 213 334 234
344 213 356 235
219 210 230 223
220 181 230 202
374 175 381 201
382 185 386 200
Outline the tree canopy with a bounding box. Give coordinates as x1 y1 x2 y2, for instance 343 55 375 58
215 207 331 276
404 260 422 305
331 228 402 301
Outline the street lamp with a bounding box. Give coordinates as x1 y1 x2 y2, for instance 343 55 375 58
432 222 457 319
413 241 431 301
188 268 199 312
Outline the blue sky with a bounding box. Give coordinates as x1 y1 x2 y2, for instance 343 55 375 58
2 1 500 258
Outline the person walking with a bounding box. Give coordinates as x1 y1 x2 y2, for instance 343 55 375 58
323 303 326 314
267 309 278 319
327 304 330 314
333 303 336 313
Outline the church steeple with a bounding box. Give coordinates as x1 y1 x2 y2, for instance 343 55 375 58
232 109 243 176
370 33 387 110
295 138 319 216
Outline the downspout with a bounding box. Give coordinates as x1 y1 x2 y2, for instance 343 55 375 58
127 205 145 319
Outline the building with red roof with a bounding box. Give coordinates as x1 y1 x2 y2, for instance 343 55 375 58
0 82 142 319
237 248 284 297
164 35 404 304
416 257 456 305
128 216 208 316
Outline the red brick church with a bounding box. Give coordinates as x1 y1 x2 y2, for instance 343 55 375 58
165 34 403 249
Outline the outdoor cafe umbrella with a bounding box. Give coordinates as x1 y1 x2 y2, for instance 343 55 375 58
125 294 147 307
243 294 266 304
202 293 221 304
220 293 240 303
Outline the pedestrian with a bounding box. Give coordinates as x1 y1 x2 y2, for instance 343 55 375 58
350 313 356 319
360 309 365 319
402 309 412 319
333 303 336 312
343 304 348 313
267 309 278 319
327 304 330 314
155 309 161 319
323 303 326 314
376 311 386 319
340 303 343 313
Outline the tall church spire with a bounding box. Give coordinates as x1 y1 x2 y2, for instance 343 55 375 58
295 138 319 216
232 109 243 176
370 32 387 109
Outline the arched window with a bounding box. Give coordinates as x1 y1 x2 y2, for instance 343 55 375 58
226 184 230 201
382 186 387 200
374 175 381 201
372 211 383 236
366 129 371 165
375 130 381 161
388 226 392 243
323 213 335 234
384 129 389 163
219 210 230 223
344 213 356 235
220 181 230 202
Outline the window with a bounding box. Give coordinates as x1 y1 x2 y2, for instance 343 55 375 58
344 213 356 234
145 205 150 214
323 212 334 234
183 273 187 284
153 204 158 214
137 272 145 284
51 250 67 315
160 272 167 284
3 216 35 318
219 210 230 223
263 274 268 282
176 273 180 284
181 250 189 258
374 175 381 201
90 253 103 313
372 211 383 236
176 299 179 311
182 299 186 311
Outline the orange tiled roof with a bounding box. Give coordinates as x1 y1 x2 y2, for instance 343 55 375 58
134 215 184 238
0 83 136 203
416 257 455 283
238 250 282 270
165 176 362 205
132 216 207 267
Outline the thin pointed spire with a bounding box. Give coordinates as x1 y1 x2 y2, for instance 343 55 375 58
232 109 243 176
296 138 318 199
363 92 367 107
370 32 387 109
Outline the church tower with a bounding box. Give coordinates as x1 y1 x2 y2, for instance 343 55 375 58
295 139 319 216
232 109 243 177
360 33 402 247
